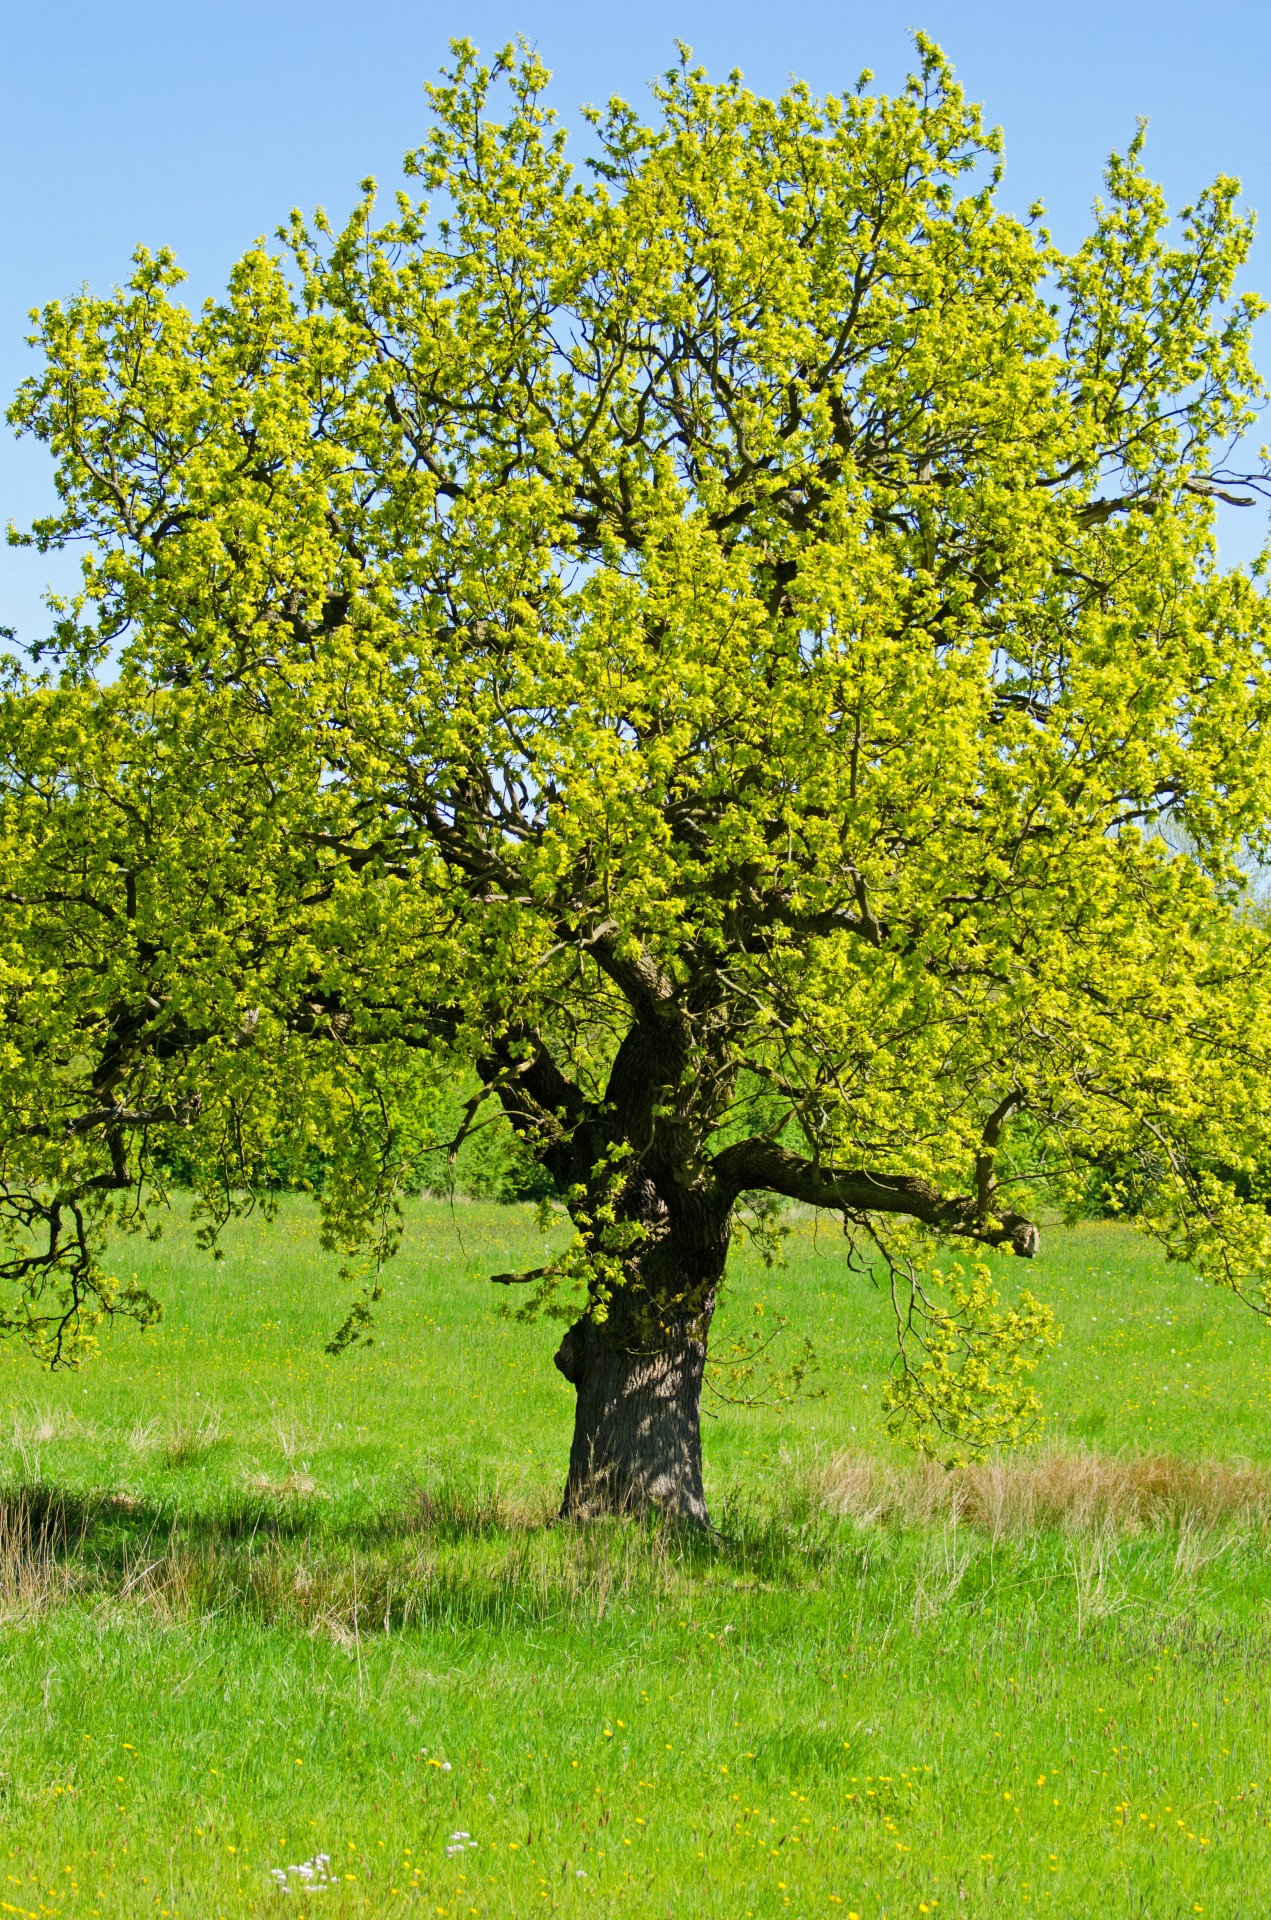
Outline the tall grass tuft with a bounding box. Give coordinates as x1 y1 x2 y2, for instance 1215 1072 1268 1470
160 1404 224 1469
0 1491 83 1620
810 1446 1271 1536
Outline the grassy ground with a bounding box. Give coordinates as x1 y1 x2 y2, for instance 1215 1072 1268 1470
2 1202 1271 1919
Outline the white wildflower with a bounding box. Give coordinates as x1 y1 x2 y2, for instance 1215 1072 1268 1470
268 1852 336 1894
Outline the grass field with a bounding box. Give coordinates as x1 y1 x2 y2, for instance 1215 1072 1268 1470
3 1201 1271 1919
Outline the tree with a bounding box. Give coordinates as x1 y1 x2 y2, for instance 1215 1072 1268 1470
5 40 1271 1523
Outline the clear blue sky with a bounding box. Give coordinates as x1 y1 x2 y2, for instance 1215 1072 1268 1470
5 0 1270 647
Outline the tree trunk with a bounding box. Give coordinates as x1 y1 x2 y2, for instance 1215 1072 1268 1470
553 1306 713 1526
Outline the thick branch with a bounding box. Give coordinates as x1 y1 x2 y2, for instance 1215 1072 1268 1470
712 1138 1040 1257
64 1102 193 1135
482 1025 601 1191
975 1091 1024 1219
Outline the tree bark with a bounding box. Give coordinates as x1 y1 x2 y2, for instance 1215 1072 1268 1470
553 1305 714 1526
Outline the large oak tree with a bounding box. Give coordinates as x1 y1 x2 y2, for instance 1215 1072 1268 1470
5 40 1271 1521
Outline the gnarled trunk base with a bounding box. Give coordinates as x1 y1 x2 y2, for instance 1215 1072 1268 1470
553 1311 711 1526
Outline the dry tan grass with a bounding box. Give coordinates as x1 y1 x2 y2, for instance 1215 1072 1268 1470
243 1470 325 1499
9 1404 95 1448
126 1416 161 1455
408 1478 553 1535
810 1447 1271 1537
0 1492 83 1620
160 1405 223 1469
269 1413 325 1462
125 1407 225 1467
6 1448 1268 1639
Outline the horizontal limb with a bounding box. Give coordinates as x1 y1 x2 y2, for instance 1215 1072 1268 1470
711 1138 1040 1257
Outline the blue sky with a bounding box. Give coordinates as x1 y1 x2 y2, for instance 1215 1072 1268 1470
5 0 1270 646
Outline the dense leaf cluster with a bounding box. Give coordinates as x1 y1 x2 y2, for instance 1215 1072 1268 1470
4 39 1271 1448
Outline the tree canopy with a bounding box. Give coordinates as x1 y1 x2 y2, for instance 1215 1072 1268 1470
5 39 1271 1518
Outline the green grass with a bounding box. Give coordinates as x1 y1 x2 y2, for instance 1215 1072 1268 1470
3 1202 1271 1919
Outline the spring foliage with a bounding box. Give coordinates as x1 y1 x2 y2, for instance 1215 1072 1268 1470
4 38 1271 1452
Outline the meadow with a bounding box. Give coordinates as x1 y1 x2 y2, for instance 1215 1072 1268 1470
3 1200 1271 1919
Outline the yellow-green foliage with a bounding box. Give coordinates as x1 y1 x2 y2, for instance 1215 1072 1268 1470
4 38 1271 1456
880 1256 1059 1460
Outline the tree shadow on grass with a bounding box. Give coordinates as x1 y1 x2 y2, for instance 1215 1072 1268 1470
14 1461 1269 1645
0 1472 860 1635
